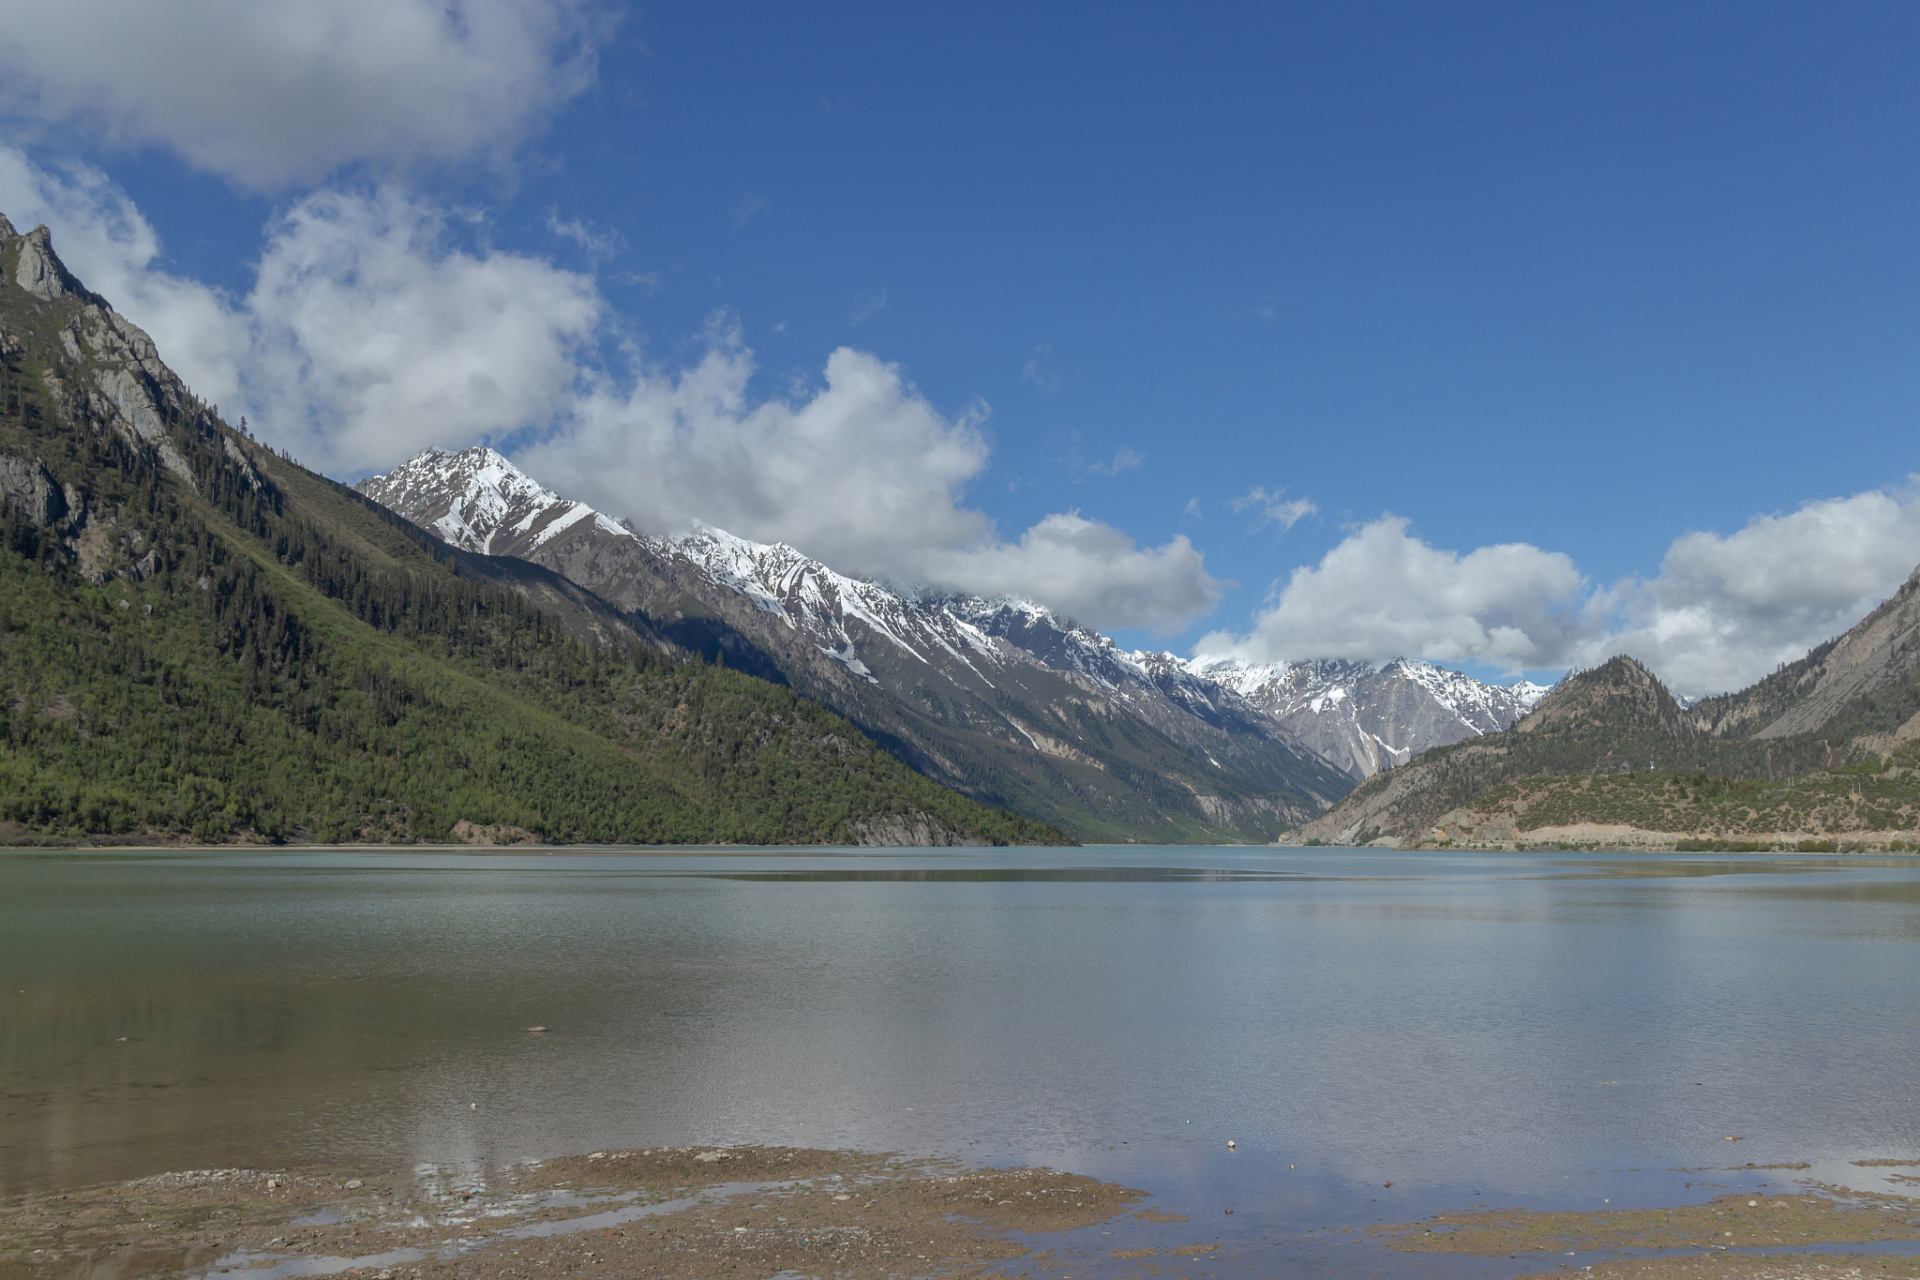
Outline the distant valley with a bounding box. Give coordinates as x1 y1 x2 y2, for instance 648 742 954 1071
359 448 1551 842
17 208 1864 852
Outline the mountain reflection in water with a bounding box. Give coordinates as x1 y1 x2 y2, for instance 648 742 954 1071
4 844 1917 1267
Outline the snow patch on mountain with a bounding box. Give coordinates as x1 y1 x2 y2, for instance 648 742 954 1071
1152 652 1552 778
360 446 1554 779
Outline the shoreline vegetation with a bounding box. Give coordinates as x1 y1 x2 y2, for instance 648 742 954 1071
3 1148 1914 1280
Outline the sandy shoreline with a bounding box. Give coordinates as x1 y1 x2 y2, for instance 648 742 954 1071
0 1146 1148 1279
3 1148 1916 1280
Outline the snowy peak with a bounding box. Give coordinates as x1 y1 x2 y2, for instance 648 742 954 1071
936 593 1147 690
654 525 1016 680
362 446 627 555
359 447 1048 684
360 446 1551 785
1137 653 1551 780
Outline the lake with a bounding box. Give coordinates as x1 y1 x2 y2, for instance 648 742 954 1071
4 845 1918 1269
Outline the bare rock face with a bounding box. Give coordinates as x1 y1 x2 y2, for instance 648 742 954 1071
0 452 67 527
1166 655 1550 781
0 223 200 489
1751 566 1920 740
15 226 73 301
849 812 991 847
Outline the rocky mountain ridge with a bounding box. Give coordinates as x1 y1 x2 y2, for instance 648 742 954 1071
360 447 1552 838
1293 568 1920 849
1168 653 1549 779
0 217 1064 848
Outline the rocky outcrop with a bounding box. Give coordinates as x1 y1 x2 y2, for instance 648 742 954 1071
15 225 83 302
1753 566 1920 739
4 223 200 487
450 820 542 846
0 452 66 527
848 812 992 847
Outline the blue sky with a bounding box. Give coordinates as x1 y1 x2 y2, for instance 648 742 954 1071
3 1 1918 697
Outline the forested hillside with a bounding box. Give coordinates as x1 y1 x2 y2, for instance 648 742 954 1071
0 217 1066 847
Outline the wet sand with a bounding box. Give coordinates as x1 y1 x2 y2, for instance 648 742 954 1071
5 1150 1918 1280
0 1146 1145 1279
1376 1185 1920 1280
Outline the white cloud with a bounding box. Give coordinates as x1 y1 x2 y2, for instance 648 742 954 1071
519 327 1225 632
1232 486 1316 531
1199 489 1920 698
0 149 251 411
0 150 600 473
0 150 1225 632
0 0 606 189
1022 344 1060 391
1088 447 1144 478
547 210 626 263
1196 516 1589 672
1600 487 1920 696
919 513 1221 633
522 330 994 568
243 188 602 471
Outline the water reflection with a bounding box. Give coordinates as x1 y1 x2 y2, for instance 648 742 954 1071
692 865 1347 882
3 846 1917 1233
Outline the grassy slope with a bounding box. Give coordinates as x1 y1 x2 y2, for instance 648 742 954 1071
0 247 1067 847
508 535 1352 845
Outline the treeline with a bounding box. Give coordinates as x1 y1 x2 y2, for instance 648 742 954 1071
0 333 1064 847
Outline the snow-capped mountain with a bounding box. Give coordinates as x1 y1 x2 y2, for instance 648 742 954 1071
1171 655 1550 779
365 448 1049 687
358 447 1554 835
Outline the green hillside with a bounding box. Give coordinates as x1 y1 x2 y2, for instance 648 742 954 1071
0 220 1067 847
1294 650 1920 849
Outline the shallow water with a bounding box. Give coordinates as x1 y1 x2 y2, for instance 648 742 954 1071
4 845 1917 1262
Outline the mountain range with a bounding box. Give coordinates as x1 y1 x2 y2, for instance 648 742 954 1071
0 216 1064 848
27 207 1842 853
360 448 1551 842
1296 564 1920 850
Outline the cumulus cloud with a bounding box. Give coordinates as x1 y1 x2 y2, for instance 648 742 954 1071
0 0 606 188
919 513 1221 633
519 328 1225 632
243 188 602 470
1600 487 1920 696
1199 488 1920 698
1232 486 1316 531
0 150 602 473
1196 517 1589 671
0 150 1224 632
522 331 994 567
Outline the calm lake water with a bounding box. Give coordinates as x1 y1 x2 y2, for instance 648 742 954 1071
4 845 1918 1261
